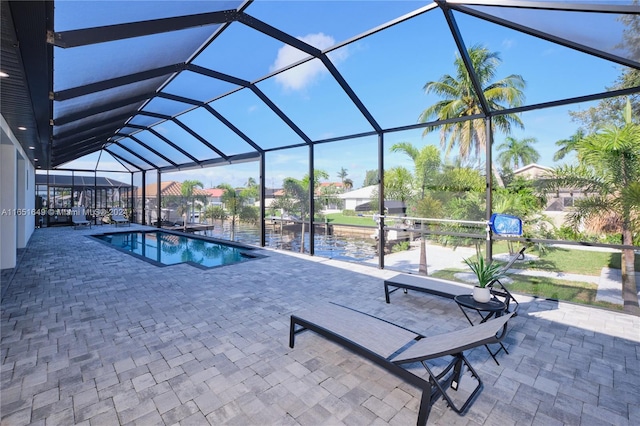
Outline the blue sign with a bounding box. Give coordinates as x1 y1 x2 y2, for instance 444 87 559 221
490 213 523 236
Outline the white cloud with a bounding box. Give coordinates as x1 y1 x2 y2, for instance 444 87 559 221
270 33 348 91
502 39 516 50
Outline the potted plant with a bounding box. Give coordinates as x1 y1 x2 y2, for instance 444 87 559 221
463 255 507 303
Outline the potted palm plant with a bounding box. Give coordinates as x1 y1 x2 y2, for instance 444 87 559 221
463 255 507 303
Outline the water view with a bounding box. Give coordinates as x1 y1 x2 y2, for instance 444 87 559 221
192 223 378 262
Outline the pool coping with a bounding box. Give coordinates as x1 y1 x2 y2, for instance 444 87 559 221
87 228 267 270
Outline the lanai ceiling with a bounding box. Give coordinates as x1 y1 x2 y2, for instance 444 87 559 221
2 0 639 173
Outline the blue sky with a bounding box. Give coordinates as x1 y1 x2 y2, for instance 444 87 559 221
61 1 630 190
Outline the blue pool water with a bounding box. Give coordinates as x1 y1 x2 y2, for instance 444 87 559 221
92 230 258 268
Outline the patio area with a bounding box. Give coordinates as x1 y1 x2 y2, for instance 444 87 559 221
1 225 639 425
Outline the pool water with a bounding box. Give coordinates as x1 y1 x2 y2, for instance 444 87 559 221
92 230 258 268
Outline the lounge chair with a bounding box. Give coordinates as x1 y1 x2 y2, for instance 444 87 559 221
290 303 514 425
385 247 525 315
111 213 130 227
71 206 91 229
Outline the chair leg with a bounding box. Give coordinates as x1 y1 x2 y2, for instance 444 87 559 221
420 354 483 416
416 383 434 426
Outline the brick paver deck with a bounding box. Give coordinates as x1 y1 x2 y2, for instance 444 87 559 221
1 226 638 425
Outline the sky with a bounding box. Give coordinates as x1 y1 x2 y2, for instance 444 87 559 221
58 0 632 190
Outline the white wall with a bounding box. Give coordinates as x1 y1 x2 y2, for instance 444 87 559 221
1 115 36 269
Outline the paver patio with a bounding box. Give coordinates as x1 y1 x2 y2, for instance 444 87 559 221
1 225 639 425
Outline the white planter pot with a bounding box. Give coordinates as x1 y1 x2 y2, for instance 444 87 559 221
473 286 491 303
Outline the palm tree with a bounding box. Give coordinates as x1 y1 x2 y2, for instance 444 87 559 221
553 129 585 162
419 44 526 186
180 180 203 229
218 183 245 241
275 170 329 253
390 142 442 275
337 167 348 185
390 142 441 198
496 136 540 170
542 100 640 313
384 167 414 204
343 178 353 191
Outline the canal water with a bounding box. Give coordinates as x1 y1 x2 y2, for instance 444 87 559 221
194 222 378 262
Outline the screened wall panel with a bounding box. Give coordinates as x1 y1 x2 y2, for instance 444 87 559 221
53 75 171 120
331 9 460 130
116 139 173 169
464 5 640 65
142 97 194 118
247 1 435 47
162 70 240 103
53 25 219 91
152 120 221 162
131 131 195 165
178 108 257 156
192 21 304 81
106 144 156 170
453 11 629 107
54 1 242 31
256 59 376 140
211 87 307 150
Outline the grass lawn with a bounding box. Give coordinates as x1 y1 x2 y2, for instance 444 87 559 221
431 269 623 311
434 241 639 310
491 241 640 275
322 213 376 227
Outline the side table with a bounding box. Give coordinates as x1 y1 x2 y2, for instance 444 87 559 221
454 294 509 365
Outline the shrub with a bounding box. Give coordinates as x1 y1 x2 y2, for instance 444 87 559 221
392 241 410 252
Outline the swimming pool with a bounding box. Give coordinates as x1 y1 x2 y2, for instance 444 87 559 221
91 230 262 268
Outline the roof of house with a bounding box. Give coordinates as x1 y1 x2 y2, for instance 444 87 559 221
203 188 225 197
338 185 377 199
513 163 553 178
143 181 209 198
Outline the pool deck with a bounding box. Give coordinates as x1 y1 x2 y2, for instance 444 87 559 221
1 225 639 425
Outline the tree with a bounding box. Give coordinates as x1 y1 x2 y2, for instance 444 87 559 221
337 167 348 185
541 100 640 313
419 44 526 186
363 169 379 187
384 167 414 204
343 178 354 191
390 142 441 198
419 44 525 157
203 205 227 224
553 129 586 162
317 184 343 210
218 183 245 241
389 142 442 276
496 136 540 170
180 180 203 229
274 170 329 253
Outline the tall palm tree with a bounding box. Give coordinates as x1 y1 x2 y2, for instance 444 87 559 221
496 136 540 170
180 180 203 228
337 167 348 185
419 44 526 186
553 129 585 162
389 143 442 275
542 100 640 313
